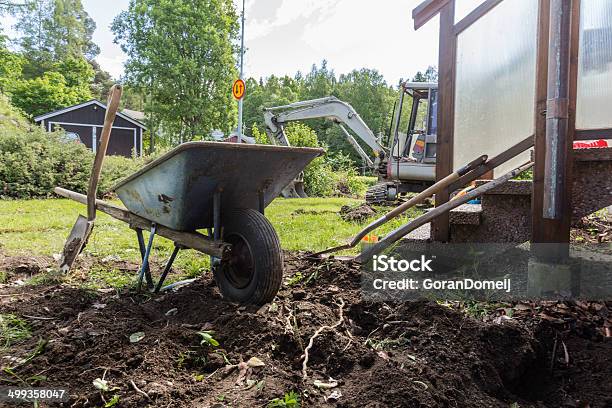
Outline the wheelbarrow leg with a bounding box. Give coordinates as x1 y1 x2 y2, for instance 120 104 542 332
258 190 265 215
211 190 222 267
154 244 181 293
135 228 154 288
137 223 156 291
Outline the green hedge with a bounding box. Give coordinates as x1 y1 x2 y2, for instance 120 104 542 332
0 125 145 199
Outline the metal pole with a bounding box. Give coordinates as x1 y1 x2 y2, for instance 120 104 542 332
237 0 245 142
543 0 572 219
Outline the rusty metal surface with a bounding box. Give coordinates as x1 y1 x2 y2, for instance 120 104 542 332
113 141 323 231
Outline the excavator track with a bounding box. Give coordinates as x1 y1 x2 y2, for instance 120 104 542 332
366 182 392 205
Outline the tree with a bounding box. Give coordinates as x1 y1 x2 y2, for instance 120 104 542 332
332 68 396 165
112 0 239 144
54 56 94 89
241 75 301 136
11 70 91 116
11 55 95 115
11 0 98 78
0 36 25 94
412 65 438 83
302 60 335 100
48 0 99 60
0 0 27 16
89 59 115 101
241 62 398 170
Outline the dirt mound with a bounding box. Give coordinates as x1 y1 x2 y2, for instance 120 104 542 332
0 253 610 407
572 213 611 243
339 204 376 223
0 253 52 284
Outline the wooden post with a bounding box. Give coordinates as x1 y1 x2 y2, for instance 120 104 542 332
532 0 579 261
432 0 456 242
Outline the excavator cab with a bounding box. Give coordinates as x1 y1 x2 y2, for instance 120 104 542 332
389 82 437 165
368 82 437 203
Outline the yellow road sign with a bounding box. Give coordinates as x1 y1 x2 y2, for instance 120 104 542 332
232 79 245 100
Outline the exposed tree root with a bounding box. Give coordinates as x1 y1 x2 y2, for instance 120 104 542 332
301 298 345 380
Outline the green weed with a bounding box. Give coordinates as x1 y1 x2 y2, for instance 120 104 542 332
268 391 300 408
286 272 304 286
0 314 31 348
26 270 62 286
365 332 410 351
198 331 220 348
104 395 120 407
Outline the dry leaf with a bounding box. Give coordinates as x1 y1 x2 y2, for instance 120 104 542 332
247 356 265 367
314 379 338 389
129 332 145 343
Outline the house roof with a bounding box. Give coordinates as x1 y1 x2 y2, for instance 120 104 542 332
34 99 147 129
122 108 145 122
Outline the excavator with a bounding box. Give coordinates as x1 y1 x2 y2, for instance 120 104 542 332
263 82 438 204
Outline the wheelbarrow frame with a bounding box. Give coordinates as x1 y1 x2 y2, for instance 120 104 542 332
54 186 231 291
54 141 323 300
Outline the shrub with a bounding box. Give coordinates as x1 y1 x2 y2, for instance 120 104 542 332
254 122 366 197
0 103 147 199
303 157 335 197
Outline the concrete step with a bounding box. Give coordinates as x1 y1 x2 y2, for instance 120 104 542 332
473 179 532 195
449 203 482 225
448 147 612 243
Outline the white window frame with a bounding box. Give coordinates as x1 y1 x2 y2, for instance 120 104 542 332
49 121 142 157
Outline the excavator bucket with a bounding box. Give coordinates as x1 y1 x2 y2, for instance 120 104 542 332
280 182 300 198
280 181 307 198
295 181 308 198
280 171 308 198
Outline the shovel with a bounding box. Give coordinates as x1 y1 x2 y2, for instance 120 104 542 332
59 84 123 272
309 154 489 259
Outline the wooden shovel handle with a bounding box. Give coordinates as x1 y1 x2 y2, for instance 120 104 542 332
87 84 123 220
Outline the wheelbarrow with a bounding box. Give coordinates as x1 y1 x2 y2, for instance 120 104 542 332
55 141 323 305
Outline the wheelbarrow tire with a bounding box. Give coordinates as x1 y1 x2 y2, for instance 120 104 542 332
214 208 283 305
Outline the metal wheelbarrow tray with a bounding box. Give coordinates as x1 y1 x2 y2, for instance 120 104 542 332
55 141 323 304
113 141 322 230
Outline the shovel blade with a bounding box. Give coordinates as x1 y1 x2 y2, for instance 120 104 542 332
60 215 93 272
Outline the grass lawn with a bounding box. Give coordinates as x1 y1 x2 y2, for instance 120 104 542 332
0 197 423 283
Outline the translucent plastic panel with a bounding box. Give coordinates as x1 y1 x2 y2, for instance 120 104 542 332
576 0 612 130
454 0 486 24
454 0 538 175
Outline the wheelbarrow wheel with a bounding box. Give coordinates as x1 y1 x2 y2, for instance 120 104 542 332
214 208 283 305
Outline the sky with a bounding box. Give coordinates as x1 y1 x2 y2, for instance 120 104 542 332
4 0 444 85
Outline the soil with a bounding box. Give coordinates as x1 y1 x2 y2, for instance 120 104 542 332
0 251 610 408
339 204 377 223
571 213 611 244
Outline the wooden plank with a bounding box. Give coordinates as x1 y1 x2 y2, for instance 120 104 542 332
432 1 456 242
562 0 580 229
531 0 551 245
53 187 230 258
453 0 504 35
575 128 612 140
449 135 534 191
413 0 450 30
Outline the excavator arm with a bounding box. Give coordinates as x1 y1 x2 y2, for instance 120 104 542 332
263 97 387 167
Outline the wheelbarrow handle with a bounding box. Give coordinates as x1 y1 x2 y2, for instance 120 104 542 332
87 84 123 220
